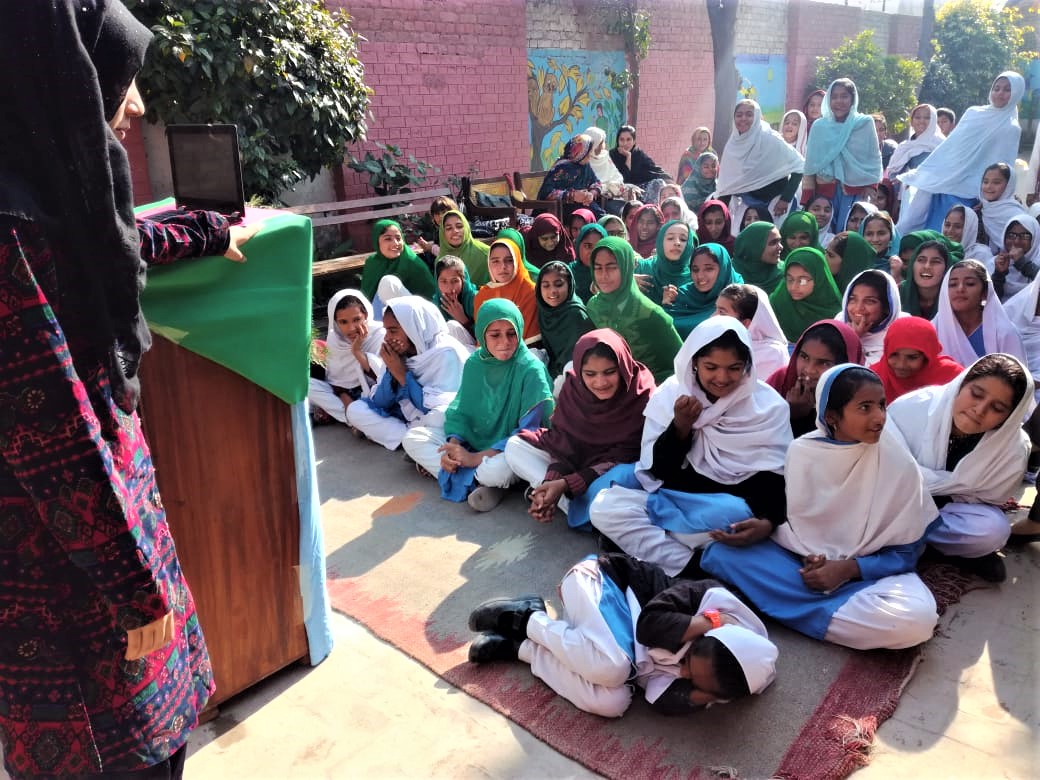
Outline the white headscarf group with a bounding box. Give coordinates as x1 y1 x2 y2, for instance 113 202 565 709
773 364 938 559
638 317 792 488
932 263 1027 367
887 356 1034 505
324 289 386 395
782 109 808 157
979 167 1027 254
715 100 804 198
886 104 945 178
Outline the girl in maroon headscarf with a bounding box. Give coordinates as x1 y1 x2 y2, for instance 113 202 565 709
696 199 735 254
626 203 666 258
525 213 576 269
505 329 656 529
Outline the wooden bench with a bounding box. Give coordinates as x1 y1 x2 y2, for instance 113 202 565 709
510 171 562 220
287 187 452 278
461 175 516 225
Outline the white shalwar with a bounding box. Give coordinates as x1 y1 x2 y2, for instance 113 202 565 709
503 436 570 514
402 425 517 489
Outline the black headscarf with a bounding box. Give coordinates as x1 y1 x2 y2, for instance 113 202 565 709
0 1 153 412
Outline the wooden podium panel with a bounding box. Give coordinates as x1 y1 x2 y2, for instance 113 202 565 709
138 334 309 706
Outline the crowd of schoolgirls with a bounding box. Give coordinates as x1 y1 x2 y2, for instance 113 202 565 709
309 72 1040 720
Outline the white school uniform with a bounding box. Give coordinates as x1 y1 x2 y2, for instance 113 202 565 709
931 265 1026 368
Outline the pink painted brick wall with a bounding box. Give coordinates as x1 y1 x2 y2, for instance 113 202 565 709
327 0 530 198
125 118 153 205
636 0 716 183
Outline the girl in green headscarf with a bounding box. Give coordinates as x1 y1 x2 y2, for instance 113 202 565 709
778 211 821 257
570 222 607 303
733 221 785 294
825 230 876 294
361 219 436 303
769 247 843 341
536 261 596 377
668 243 743 338
402 299 554 511
438 210 491 286
432 255 478 343
598 213 628 240
586 236 683 382
900 238 957 319
634 219 697 304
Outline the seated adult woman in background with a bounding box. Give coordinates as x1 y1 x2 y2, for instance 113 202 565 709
635 219 695 306
433 255 478 346
660 195 699 233
732 221 785 294
536 261 595 378
716 100 804 228
524 213 576 269
889 354 1033 583
627 203 666 259
803 89 825 131
474 238 540 341
993 214 1040 300
977 163 1025 254
769 247 843 342
886 104 945 182
716 283 790 379
933 260 1026 367
346 296 470 452
824 231 875 294
677 126 714 184
586 237 684 383
361 218 436 313
589 318 792 578
571 222 608 303
803 79 882 233
697 199 735 254
505 329 655 529
403 300 553 512
779 211 821 258
767 319 863 436
900 239 957 320
701 365 940 650
869 316 962 403
807 194 836 247
310 290 385 424
538 134 604 221
680 152 719 213
836 269 905 363
611 124 672 203
584 126 630 202
941 204 993 271
438 209 491 286
667 243 744 338
782 109 808 157
897 72 1024 234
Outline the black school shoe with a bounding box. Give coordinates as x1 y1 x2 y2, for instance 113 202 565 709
468 595 546 639
469 632 522 664
946 551 1007 583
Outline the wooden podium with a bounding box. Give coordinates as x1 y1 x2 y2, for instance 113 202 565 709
139 335 309 707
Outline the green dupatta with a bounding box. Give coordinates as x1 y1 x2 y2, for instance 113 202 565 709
361 218 436 301
634 219 697 304
899 232 962 317
833 231 877 294
536 262 596 377
585 236 683 383
734 221 785 293
444 298 554 451
769 247 843 341
779 211 821 256
437 210 491 286
668 242 743 338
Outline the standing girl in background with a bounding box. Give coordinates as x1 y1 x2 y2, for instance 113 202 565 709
808 195 836 248
782 109 808 156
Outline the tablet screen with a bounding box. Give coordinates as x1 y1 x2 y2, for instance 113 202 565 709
166 124 246 216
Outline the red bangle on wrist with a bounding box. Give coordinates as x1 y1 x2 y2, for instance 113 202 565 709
702 609 722 630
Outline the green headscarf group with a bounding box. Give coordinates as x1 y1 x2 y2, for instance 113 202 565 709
779 211 821 256
668 243 743 338
831 231 877 293
444 299 554 451
361 219 436 302
585 236 683 382
769 247 843 342
536 262 595 377
733 221 784 293
570 222 607 303
437 210 491 286
634 219 697 304
899 233 963 317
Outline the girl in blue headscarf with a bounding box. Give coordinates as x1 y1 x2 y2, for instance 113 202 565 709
803 79 882 234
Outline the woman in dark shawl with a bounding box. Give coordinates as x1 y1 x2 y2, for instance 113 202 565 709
609 124 671 201
538 133 605 220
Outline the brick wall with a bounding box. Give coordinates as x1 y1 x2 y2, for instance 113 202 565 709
735 0 788 56
635 0 716 182
325 0 530 198
526 0 622 50
125 119 153 205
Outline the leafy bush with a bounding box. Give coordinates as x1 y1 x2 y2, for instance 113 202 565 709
919 0 1036 118
346 143 440 197
814 31 924 135
129 0 370 202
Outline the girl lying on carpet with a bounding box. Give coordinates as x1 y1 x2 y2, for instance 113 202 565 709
699 364 940 650
466 553 778 718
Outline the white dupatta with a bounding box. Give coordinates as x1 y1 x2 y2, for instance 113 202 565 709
637 317 792 488
773 364 938 559
835 270 907 364
745 285 790 378
715 101 804 198
979 168 1027 254
887 358 1033 504
931 265 1026 367
886 105 945 178
324 289 385 395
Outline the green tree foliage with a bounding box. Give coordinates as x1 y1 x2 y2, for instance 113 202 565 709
813 31 924 135
919 0 1035 117
128 0 370 202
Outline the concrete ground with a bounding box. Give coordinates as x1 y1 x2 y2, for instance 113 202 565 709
181 453 1040 780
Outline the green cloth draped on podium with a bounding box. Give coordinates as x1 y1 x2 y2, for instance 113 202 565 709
136 199 312 405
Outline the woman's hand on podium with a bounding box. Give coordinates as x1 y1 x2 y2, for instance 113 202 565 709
225 224 260 262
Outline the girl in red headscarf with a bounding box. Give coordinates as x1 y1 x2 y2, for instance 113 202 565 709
868 316 963 402
626 203 665 258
